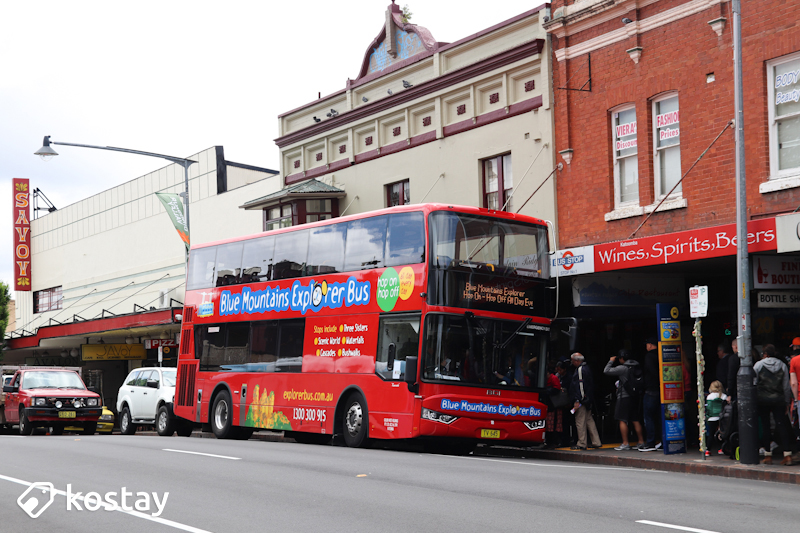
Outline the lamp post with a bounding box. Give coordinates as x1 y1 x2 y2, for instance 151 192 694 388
34 136 195 261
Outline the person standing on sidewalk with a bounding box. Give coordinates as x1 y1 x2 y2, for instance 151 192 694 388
755 344 794 465
641 337 661 452
568 353 602 450
604 349 645 451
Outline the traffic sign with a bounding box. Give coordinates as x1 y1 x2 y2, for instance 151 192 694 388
689 285 708 318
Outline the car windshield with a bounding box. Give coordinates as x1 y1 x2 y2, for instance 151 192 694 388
162 370 177 387
422 314 548 389
21 371 86 390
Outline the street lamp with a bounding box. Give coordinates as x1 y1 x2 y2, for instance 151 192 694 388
35 136 196 261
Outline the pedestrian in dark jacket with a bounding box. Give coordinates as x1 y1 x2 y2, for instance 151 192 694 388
569 353 602 450
755 344 793 465
641 337 661 452
604 349 645 451
728 338 740 402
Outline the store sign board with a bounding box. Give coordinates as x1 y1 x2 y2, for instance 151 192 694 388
775 212 800 253
82 344 146 361
594 217 777 272
756 291 800 308
551 246 595 277
656 303 686 455
144 339 177 349
753 256 800 288
12 178 31 291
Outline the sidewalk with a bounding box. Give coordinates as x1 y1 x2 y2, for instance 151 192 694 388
474 443 800 485
138 430 799 484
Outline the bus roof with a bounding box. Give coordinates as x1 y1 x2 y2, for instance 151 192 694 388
191 203 548 251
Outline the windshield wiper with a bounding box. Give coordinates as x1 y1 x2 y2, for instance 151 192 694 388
496 318 532 350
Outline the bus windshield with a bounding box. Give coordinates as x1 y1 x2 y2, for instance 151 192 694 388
422 314 548 389
429 211 549 279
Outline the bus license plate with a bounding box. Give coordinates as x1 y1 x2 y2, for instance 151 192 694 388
480 429 500 439
58 411 76 419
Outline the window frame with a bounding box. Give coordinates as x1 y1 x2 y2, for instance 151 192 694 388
386 180 411 207
33 286 63 314
481 153 513 211
264 203 294 232
767 50 800 181
611 104 639 208
652 92 682 200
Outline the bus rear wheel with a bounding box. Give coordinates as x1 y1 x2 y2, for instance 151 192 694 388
211 390 235 439
342 393 369 448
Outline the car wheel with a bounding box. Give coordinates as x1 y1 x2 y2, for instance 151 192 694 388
50 426 64 436
342 392 369 448
211 390 235 439
156 405 176 437
81 423 97 435
19 410 33 436
120 406 136 435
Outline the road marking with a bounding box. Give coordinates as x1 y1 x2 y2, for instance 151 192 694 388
445 454 666 472
0 435 26 438
637 520 720 533
163 449 241 461
0 473 213 533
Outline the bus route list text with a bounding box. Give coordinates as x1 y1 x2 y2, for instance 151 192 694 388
462 282 533 307
219 277 371 316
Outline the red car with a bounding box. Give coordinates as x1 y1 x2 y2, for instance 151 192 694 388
2 368 103 435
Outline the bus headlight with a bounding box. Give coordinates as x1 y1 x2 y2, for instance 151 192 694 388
421 408 458 425
523 420 546 431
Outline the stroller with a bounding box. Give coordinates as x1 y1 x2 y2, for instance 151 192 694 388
717 401 739 459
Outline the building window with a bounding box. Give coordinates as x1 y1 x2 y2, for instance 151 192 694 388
653 93 681 198
34 286 62 314
265 204 293 231
768 52 800 180
612 105 639 206
482 154 512 211
306 199 335 223
386 180 410 207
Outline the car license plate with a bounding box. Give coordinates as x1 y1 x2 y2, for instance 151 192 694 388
58 411 76 419
480 429 500 439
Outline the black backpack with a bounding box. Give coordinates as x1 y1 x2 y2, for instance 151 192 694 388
623 365 645 396
757 365 785 405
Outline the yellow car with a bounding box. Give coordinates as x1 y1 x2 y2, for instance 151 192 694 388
64 406 114 434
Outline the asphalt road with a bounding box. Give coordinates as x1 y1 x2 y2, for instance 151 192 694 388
0 433 797 533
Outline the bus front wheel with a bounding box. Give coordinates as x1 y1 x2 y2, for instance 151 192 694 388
342 393 369 448
211 391 235 439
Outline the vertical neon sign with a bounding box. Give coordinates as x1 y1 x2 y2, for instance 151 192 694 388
13 178 32 291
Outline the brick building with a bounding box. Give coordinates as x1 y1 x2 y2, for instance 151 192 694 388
542 0 800 404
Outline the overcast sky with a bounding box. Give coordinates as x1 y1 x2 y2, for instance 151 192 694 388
1 0 540 288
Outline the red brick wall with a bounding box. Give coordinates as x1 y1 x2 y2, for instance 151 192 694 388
551 0 800 248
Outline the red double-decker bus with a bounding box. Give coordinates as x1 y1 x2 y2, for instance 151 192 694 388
173 203 560 449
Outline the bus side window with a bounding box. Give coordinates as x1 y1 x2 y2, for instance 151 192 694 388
215 242 244 287
187 247 217 290
241 235 275 283
273 231 309 280
344 216 387 271
307 224 346 275
277 319 304 372
385 212 425 267
197 325 226 372
251 322 278 372
375 313 420 380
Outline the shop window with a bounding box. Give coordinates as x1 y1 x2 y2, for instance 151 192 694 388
386 180 410 207
482 154 512 211
33 286 62 314
265 204 293 231
612 105 639 207
653 93 682 199
767 52 800 181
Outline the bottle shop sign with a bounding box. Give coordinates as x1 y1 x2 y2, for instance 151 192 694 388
753 256 800 289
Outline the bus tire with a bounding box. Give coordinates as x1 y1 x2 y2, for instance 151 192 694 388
342 392 369 448
120 406 136 435
211 390 235 439
156 405 176 437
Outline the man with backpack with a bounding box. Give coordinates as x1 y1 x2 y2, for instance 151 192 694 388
641 337 662 452
754 344 793 465
604 349 645 451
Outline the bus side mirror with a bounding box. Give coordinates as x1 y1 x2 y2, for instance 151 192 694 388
404 356 418 393
387 343 396 371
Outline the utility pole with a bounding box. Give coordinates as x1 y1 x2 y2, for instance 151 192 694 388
732 0 758 465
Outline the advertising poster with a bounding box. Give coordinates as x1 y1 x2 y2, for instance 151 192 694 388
656 303 686 454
